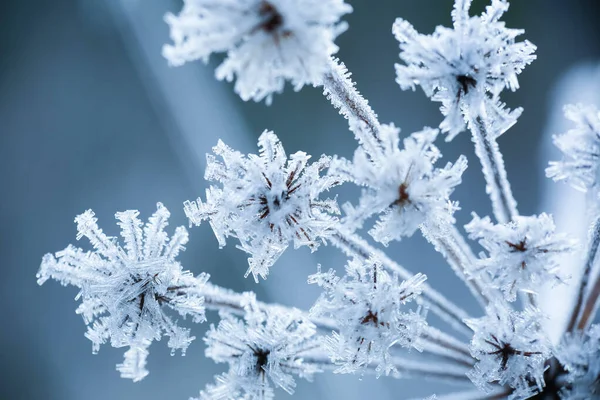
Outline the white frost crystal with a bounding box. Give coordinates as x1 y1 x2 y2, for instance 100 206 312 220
198 300 320 400
466 305 551 399
164 0 352 104
465 213 576 302
555 324 600 399
547 104 600 193
37 203 209 381
331 123 466 245
394 0 536 139
309 257 427 375
184 130 340 282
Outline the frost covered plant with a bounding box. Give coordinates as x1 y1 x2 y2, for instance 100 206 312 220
394 0 536 140
37 203 209 381
163 0 352 103
466 305 551 399
466 213 576 302
546 104 600 193
184 130 340 282
199 299 321 399
309 257 426 375
332 123 467 245
555 325 600 399
38 0 600 399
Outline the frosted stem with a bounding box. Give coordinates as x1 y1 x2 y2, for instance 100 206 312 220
566 215 600 332
421 224 492 308
468 114 518 224
305 354 472 384
576 269 600 331
330 228 473 336
321 59 382 144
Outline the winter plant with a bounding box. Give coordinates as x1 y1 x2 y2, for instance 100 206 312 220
37 0 600 399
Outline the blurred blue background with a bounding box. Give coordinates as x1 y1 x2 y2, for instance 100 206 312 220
1 0 599 399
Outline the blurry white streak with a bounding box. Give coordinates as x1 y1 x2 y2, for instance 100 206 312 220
540 62 600 343
102 0 252 190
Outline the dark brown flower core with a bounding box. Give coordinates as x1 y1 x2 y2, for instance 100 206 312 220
392 183 410 207
485 334 542 371
259 2 284 33
457 74 477 94
254 348 271 372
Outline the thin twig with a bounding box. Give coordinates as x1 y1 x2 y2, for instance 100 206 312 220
566 215 600 332
468 114 518 225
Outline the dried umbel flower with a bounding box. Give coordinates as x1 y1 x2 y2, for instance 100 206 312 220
309 257 426 375
466 213 576 302
164 0 352 104
547 104 600 193
37 203 209 381
394 0 536 139
198 300 320 400
184 130 340 282
331 123 466 245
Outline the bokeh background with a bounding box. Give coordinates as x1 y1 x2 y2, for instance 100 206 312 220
1 0 599 399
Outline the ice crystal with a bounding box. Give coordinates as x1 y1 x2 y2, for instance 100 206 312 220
465 213 576 302
555 324 600 399
308 257 427 376
184 130 340 282
331 123 466 245
37 203 209 381
466 304 551 399
547 104 600 193
163 0 352 104
199 300 320 399
394 0 536 139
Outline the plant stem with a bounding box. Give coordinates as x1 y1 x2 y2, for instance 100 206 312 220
330 227 473 336
468 113 518 225
566 215 600 332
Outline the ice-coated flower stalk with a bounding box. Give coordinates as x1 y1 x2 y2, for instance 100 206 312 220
555 324 600 399
37 203 209 381
163 0 352 104
465 213 576 302
547 104 600 194
197 299 321 400
308 257 427 376
394 0 536 140
466 304 551 399
331 123 467 245
184 130 340 282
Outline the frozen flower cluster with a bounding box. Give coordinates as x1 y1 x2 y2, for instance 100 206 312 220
164 0 352 104
466 213 576 301
309 257 426 376
547 104 600 193
466 305 551 399
198 298 320 400
37 203 209 381
394 0 536 139
331 123 467 245
184 130 340 282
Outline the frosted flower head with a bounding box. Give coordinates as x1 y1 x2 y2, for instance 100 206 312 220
394 0 536 139
37 203 209 381
332 123 466 245
308 257 427 376
200 300 320 399
466 304 551 399
547 104 600 193
465 213 576 302
185 131 339 282
164 0 352 104
555 325 600 399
